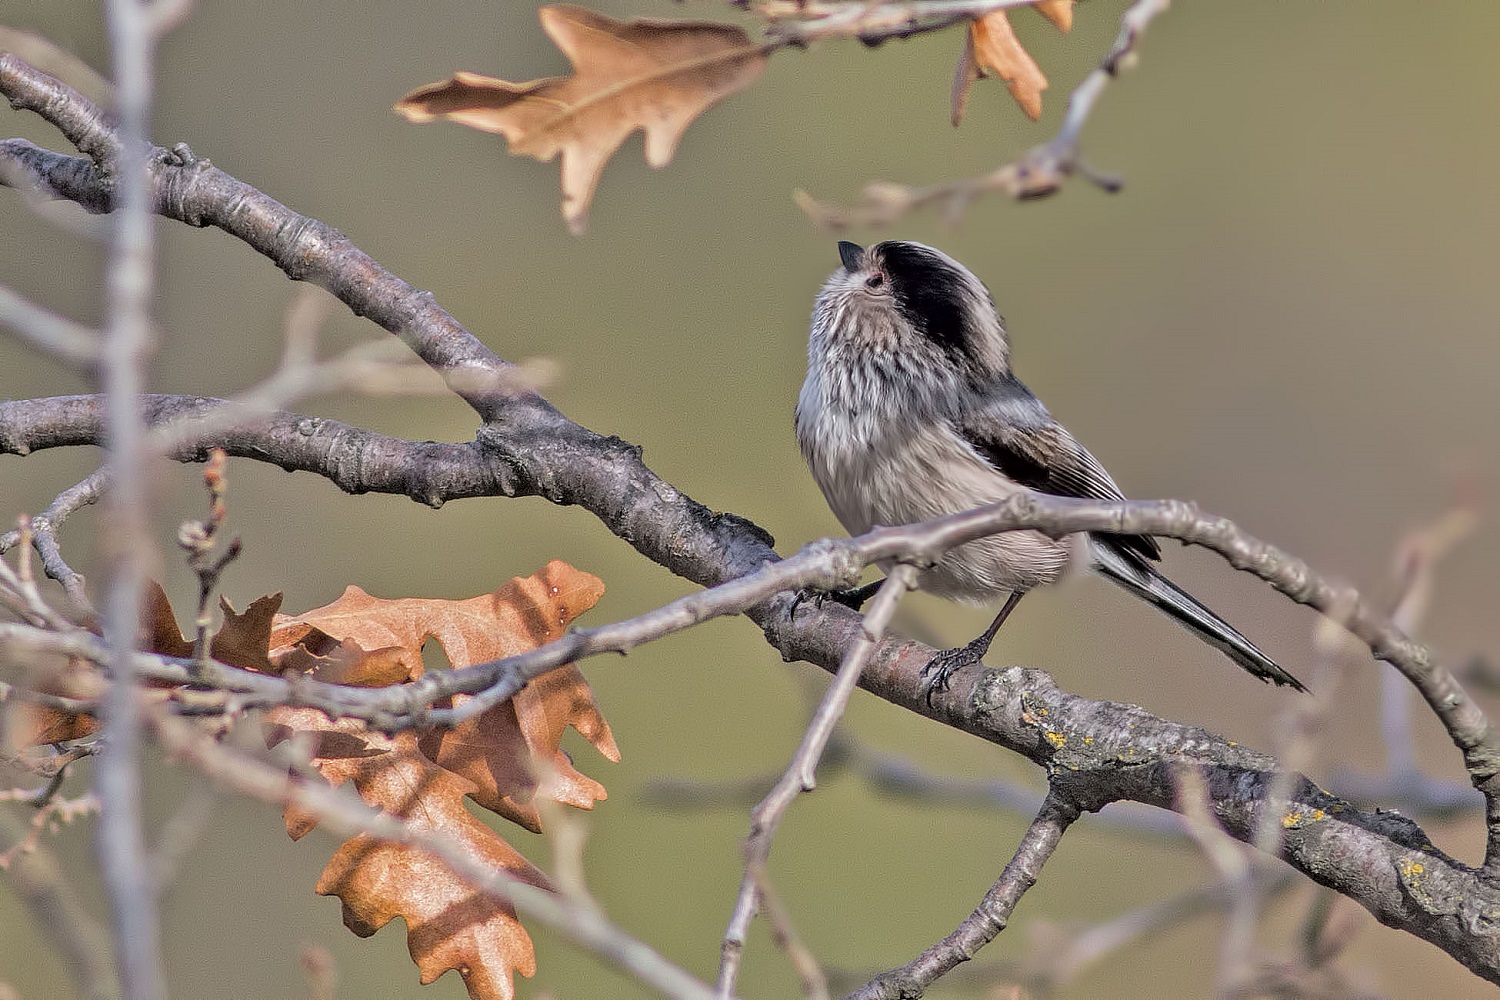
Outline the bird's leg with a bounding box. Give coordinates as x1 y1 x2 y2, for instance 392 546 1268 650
790 579 883 619
921 591 1025 706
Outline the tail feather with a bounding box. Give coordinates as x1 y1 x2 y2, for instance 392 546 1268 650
1091 542 1307 692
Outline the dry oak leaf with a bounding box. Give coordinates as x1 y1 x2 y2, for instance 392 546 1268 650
273 714 551 1000
265 561 616 1000
1033 0 1076 33
394 4 769 234
952 4 1066 126
8 582 278 747
267 560 619 826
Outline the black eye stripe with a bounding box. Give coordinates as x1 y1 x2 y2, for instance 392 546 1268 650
873 242 974 366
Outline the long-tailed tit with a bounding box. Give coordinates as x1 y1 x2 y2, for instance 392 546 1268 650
795 240 1305 696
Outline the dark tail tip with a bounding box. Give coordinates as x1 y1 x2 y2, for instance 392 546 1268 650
1092 541 1308 694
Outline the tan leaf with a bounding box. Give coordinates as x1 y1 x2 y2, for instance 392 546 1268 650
272 561 617 828
266 561 617 999
965 9 1049 122
393 4 769 234
141 580 193 658
10 581 264 747
7 654 102 747
1033 0 1075 33
275 629 412 688
210 593 280 672
271 713 549 1000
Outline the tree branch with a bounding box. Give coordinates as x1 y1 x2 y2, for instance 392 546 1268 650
846 787 1080 999
796 0 1170 227
718 565 918 998
92 2 168 995
144 706 722 1000
6 48 1500 988
0 806 120 1000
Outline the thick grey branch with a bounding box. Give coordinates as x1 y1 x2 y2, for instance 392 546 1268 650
5 52 1500 987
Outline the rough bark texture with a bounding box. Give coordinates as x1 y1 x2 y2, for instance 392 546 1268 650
4 51 1499 985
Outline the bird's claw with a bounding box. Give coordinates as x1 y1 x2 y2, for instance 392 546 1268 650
920 640 987 707
789 580 882 619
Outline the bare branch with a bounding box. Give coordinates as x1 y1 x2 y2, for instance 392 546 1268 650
146 707 722 1000
797 0 1170 227
845 788 1080 999
93 1 168 995
759 0 1044 47
718 564 917 996
0 806 120 1000
0 284 100 368
5 393 1486 760
5 45 1500 985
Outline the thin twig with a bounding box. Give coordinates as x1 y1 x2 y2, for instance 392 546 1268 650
0 807 120 1000
0 283 100 368
0 471 106 617
760 0 1044 46
756 875 830 1000
644 728 1186 836
718 564 917 998
146 706 723 1000
6 43 1500 983
797 0 1171 227
94 1 167 996
844 788 1080 999
1014 867 1297 994
0 488 1487 767
177 450 240 670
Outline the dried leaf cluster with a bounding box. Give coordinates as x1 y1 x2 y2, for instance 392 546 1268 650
396 1 1078 232
952 1 1074 126
12 561 617 1000
395 4 769 234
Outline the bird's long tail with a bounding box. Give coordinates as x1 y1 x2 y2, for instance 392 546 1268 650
1091 541 1306 691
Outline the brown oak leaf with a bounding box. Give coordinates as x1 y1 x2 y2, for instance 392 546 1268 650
394 4 769 234
952 5 1061 126
272 713 550 1000
266 560 617 1000
8 582 278 747
1033 0 1076 33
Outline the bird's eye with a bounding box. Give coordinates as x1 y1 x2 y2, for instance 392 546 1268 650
865 272 885 289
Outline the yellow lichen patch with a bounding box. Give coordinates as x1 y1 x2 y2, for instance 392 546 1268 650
1397 857 1430 895
1082 737 1094 746
1044 731 1067 748
1397 856 1435 904
1282 808 1329 829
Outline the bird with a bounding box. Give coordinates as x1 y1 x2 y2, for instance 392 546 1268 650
793 239 1304 699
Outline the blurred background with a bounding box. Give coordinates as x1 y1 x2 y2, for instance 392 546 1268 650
1 1 1498 997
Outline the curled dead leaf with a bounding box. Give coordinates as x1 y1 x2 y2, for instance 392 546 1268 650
267 560 615 1000
7 582 280 747
394 4 769 234
952 8 1050 125
1033 0 1076 33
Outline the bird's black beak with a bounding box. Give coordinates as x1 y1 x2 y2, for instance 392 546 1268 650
837 241 864 272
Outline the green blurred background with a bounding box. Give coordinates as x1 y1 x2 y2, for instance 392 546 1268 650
2 1 1499 997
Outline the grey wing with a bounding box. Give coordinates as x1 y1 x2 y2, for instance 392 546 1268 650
953 374 1161 563
955 375 1304 690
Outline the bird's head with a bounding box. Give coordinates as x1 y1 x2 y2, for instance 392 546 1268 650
811 240 1010 381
